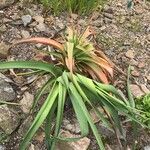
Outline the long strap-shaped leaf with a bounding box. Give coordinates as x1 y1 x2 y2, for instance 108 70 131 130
70 90 89 136
13 37 64 50
50 82 67 150
96 88 145 127
69 83 105 150
45 101 57 149
20 84 59 150
76 73 128 103
0 61 62 77
73 75 113 130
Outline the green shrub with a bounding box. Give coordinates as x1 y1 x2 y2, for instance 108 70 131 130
0 27 146 150
136 94 150 127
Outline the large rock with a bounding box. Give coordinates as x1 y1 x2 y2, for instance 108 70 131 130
0 105 20 134
0 77 16 102
0 0 15 9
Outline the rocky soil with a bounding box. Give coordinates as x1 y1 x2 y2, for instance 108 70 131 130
0 0 150 150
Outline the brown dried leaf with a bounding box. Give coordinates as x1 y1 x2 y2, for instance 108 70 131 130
13 37 64 50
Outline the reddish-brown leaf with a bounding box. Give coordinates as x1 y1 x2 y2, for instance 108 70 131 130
13 37 64 50
65 57 75 73
84 63 109 84
92 55 113 77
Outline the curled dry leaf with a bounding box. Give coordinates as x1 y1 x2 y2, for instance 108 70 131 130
13 37 64 50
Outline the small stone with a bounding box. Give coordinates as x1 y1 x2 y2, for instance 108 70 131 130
33 15 44 23
34 131 45 143
0 42 9 58
71 13 78 20
0 77 16 101
123 41 130 46
21 30 30 38
100 26 106 31
78 19 86 26
0 24 6 33
98 124 115 139
0 0 15 9
20 92 34 114
130 84 144 98
0 73 14 83
0 145 5 150
56 130 90 150
0 105 20 134
92 19 103 27
125 50 135 59
21 15 32 27
119 16 126 24
131 70 140 77
34 23 46 32
28 144 35 150
35 75 49 89
138 62 145 68
89 107 104 123
63 119 74 131
35 43 43 49
135 6 144 14
57 22 65 30
104 13 113 19
146 26 150 33
2 18 11 23
62 119 80 134
140 84 149 94
144 145 150 150
104 8 113 14
104 17 112 24
18 116 33 136
25 8 35 16
131 59 138 66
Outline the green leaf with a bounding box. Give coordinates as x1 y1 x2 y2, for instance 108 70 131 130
51 82 67 149
0 61 62 77
20 83 59 150
77 73 128 103
70 90 89 136
73 74 113 130
69 83 105 150
127 65 135 107
45 101 57 149
31 78 55 111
